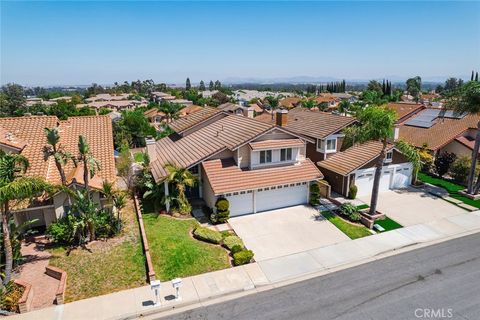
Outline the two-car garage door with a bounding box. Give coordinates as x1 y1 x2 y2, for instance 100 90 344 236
225 183 308 217
355 163 412 197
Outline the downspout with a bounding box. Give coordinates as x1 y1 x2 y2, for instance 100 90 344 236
164 180 170 212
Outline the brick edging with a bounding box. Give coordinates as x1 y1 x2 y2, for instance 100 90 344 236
14 279 33 314
133 195 156 283
45 265 67 305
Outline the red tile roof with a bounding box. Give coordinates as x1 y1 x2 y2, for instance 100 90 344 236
202 158 323 194
318 141 394 176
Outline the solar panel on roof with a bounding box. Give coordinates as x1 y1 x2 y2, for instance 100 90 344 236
405 109 466 128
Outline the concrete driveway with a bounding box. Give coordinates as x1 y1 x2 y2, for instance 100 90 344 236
229 205 350 261
359 188 467 226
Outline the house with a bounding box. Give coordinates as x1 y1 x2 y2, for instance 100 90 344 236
313 94 340 110
49 96 72 103
331 93 357 103
0 115 116 227
147 111 323 216
386 102 425 124
78 99 147 111
279 97 302 109
318 141 412 197
26 98 56 107
144 108 166 130
85 93 130 103
178 105 203 117
151 91 176 103
255 108 357 163
398 108 480 158
218 103 255 118
168 107 227 137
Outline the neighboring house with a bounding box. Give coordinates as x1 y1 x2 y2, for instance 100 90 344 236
49 96 72 103
151 91 176 103
313 94 340 110
0 115 116 227
171 99 193 106
255 108 357 163
26 98 56 107
147 111 323 216
144 108 167 130
85 93 130 103
108 111 122 123
279 97 302 109
398 108 480 158
331 93 357 103
386 102 425 124
178 105 203 117
318 141 412 197
77 99 147 111
218 103 255 118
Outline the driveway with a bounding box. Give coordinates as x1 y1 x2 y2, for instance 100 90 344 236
359 188 467 226
229 205 350 261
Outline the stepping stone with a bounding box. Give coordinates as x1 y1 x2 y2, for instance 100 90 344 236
457 202 478 212
443 196 463 204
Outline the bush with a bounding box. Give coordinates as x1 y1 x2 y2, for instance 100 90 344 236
46 214 78 244
233 250 254 266
215 198 229 212
212 198 230 224
309 183 320 206
434 151 456 177
450 156 471 184
193 226 222 244
419 148 434 172
223 236 244 251
339 203 361 222
230 244 244 254
348 184 358 199
0 281 24 313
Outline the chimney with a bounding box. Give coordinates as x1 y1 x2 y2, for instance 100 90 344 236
276 109 288 127
393 126 400 141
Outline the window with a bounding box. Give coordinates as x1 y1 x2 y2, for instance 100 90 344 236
260 150 272 164
326 138 337 151
385 151 393 163
317 139 324 150
189 165 199 174
247 190 253 193
240 191 246 194
280 148 293 161
233 192 239 195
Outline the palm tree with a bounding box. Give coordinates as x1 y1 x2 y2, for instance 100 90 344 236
69 189 98 242
43 127 74 186
338 100 351 116
0 152 51 286
77 135 101 192
343 106 396 215
446 81 480 194
159 102 182 123
164 163 197 214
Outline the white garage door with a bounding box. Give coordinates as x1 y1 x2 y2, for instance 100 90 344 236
355 169 391 197
256 183 308 213
391 164 413 189
226 192 253 217
355 163 412 197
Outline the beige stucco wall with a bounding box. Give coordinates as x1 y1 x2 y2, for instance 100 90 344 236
201 167 217 208
440 140 473 159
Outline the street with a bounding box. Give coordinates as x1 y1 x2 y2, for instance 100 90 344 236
157 233 480 320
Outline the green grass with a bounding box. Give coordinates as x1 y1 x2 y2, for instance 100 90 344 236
418 172 480 209
375 217 403 232
321 211 371 239
134 152 145 163
48 201 146 302
142 214 231 281
356 204 370 210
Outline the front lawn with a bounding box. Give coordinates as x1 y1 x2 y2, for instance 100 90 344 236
48 200 146 302
375 217 403 232
418 172 480 209
142 214 231 281
321 211 371 239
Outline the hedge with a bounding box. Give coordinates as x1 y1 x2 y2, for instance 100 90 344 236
193 226 223 244
223 236 244 251
233 250 254 266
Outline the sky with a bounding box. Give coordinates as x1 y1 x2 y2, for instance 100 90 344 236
1 1 480 86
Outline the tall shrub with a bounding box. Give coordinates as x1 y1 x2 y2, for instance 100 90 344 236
434 151 456 177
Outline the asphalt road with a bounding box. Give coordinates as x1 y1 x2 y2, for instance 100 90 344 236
157 234 480 320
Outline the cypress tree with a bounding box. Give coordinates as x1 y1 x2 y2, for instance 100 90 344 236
199 80 206 91
209 80 214 91
471 70 475 81
185 77 191 90
476 72 479 82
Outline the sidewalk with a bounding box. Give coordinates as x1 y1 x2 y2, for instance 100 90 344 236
12 210 480 320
